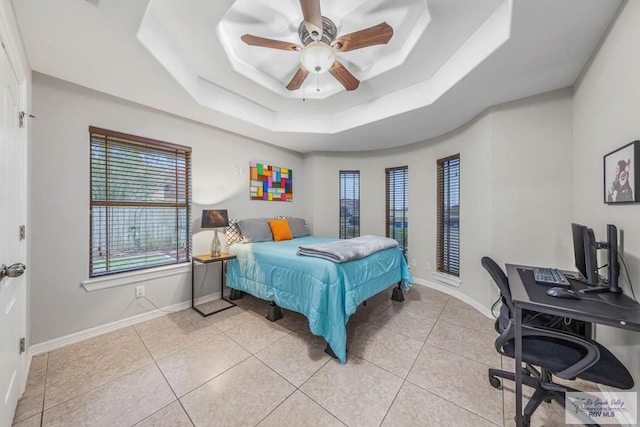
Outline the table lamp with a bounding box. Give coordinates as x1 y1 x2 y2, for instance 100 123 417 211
201 209 229 257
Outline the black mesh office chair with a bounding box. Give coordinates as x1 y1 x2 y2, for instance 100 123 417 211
481 256 634 426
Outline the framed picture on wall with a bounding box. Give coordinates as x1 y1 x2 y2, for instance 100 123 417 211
604 140 640 204
249 162 293 202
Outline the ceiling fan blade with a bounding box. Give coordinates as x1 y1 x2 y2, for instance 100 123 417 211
286 67 310 91
241 34 300 51
329 61 359 91
299 0 323 39
333 22 393 52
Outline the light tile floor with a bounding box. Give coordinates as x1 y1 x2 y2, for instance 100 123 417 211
12 284 589 426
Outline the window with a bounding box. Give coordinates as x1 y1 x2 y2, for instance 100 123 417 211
385 166 408 258
437 154 460 276
89 127 191 277
339 171 360 239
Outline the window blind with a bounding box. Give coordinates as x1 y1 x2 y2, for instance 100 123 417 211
385 166 408 258
89 127 192 277
437 154 460 276
339 171 360 239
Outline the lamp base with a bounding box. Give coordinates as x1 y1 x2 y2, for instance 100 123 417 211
211 230 222 257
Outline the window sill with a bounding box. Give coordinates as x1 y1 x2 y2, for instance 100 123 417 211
81 262 190 292
432 271 462 287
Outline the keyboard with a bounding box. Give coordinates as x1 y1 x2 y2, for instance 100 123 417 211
533 267 570 286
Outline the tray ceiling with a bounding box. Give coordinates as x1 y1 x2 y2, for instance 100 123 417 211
14 0 621 153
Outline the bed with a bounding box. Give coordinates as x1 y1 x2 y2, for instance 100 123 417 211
226 234 413 363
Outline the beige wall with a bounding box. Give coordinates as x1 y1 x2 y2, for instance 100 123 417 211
306 89 574 308
26 3 640 380
29 74 307 345
490 90 574 268
572 0 640 382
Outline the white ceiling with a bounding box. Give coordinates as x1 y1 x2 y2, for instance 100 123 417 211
13 0 621 153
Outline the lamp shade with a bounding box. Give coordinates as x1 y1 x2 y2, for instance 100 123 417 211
201 209 229 229
300 42 335 74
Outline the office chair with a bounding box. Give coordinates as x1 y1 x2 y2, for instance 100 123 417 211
481 256 634 426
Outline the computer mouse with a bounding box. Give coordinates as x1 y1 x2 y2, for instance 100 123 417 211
546 287 580 299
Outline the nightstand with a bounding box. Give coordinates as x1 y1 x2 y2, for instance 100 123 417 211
191 252 237 317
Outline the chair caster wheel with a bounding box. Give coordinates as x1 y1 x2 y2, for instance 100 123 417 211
489 375 502 389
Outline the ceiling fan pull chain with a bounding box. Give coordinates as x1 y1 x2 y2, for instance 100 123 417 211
316 74 320 92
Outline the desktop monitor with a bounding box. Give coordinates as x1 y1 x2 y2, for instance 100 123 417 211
570 222 622 293
571 223 599 285
606 224 621 293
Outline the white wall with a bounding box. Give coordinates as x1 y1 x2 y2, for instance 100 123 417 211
572 0 640 380
306 90 574 308
27 1 639 368
30 73 307 345
490 90 574 269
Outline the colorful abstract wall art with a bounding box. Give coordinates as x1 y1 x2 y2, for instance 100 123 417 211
249 162 293 201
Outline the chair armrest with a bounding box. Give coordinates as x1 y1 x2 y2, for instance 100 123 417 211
496 320 600 379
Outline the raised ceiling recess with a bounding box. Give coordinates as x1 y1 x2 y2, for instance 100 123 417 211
218 0 429 99
14 0 622 152
237 0 396 94
137 0 508 133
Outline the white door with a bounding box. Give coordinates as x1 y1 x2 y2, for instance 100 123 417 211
0 41 27 425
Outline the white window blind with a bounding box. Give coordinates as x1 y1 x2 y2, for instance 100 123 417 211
89 127 192 277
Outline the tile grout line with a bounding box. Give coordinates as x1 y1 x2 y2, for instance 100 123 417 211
22 287 510 427
379 295 445 426
130 324 184 425
140 319 253 403
38 328 160 424
403 295 504 426
419 297 505 426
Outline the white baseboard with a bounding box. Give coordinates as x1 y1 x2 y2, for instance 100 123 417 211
30 279 493 356
29 291 222 355
29 277 493 356
411 277 494 319
31 279 493 356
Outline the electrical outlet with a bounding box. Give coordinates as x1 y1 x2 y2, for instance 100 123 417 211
135 286 145 298
426 262 432 270
411 258 417 267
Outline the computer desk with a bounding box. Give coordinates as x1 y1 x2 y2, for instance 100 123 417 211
506 264 640 427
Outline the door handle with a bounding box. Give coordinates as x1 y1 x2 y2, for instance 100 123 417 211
0 263 26 280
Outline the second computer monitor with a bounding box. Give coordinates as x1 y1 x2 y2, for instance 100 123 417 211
571 223 599 285
571 222 622 293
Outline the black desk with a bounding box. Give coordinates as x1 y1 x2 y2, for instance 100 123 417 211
506 264 640 426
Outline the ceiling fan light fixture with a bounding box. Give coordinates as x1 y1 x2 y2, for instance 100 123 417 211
300 42 335 74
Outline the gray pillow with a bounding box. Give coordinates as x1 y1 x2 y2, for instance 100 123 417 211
287 217 310 237
237 218 273 243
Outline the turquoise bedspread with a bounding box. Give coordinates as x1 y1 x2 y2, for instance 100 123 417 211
226 236 413 363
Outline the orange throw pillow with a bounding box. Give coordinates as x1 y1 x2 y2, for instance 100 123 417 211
268 219 294 242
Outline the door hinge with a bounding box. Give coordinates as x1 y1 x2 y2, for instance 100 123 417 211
18 111 36 128
20 225 25 241
19 337 25 354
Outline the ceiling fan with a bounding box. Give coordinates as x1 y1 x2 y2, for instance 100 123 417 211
241 0 393 92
